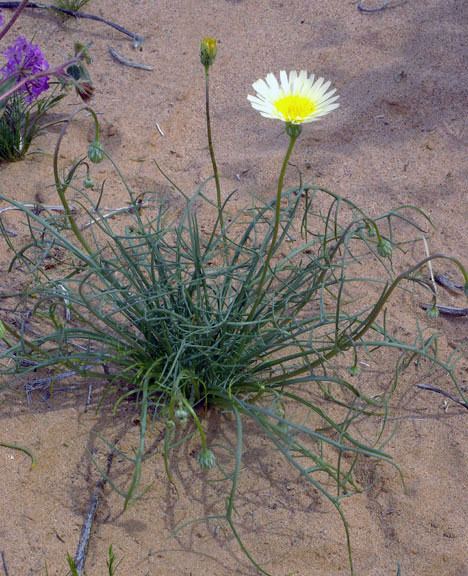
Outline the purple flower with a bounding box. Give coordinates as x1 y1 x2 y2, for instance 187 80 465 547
0 10 4 27
1 36 50 102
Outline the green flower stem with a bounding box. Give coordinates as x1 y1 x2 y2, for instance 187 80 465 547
248 128 300 321
180 396 208 450
53 107 100 255
204 67 226 250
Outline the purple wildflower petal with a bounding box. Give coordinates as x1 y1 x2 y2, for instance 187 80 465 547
1 36 50 102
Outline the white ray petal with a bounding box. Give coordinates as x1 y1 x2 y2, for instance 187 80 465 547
248 70 339 125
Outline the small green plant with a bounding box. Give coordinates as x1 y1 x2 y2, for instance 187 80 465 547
54 0 93 12
0 41 466 576
66 545 119 575
0 89 64 161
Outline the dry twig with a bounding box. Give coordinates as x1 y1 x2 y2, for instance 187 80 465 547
80 201 151 230
74 448 115 575
420 303 468 317
0 2 144 46
435 273 464 293
108 46 153 71
416 383 468 410
0 551 9 576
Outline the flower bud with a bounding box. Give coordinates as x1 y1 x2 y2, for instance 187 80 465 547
175 407 189 425
88 140 104 164
377 238 393 258
349 364 360 377
83 176 94 189
426 305 439 319
197 447 216 470
200 37 217 68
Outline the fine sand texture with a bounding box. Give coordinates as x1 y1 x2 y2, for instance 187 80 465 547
1 1 467 575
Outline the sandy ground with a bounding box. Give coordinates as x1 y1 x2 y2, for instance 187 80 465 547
0 1 467 575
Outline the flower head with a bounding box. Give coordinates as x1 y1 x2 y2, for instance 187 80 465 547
377 238 393 258
248 70 339 125
1 36 50 102
197 447 216 470
88 139 104 164
200 37 217 68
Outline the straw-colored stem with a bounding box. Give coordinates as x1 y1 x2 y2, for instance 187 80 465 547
0 0 28 42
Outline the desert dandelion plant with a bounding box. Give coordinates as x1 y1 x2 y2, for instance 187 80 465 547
247 70 339 317
248 70 339 125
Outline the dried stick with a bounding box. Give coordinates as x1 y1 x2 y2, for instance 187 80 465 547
435 273 464 292
108 46 153 71
416 383 468 410
357 0 407 12
0 0 28 42
74 448 115 575
0 204 78 236
0 1 144 46
80 201 151 230
420 303 468 317
0 550 9 576
0 203 78 215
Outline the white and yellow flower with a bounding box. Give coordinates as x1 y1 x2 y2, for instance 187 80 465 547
248 70 339 125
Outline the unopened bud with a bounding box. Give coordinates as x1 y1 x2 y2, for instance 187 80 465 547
426 305 439 319
83 176 94 189
175 408 189 425
349 364 360 377
88 140 104 164
197 447 216 470
377 238 393 258
200 37 217 68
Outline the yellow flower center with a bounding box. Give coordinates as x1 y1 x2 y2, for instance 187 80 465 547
274 94 316 123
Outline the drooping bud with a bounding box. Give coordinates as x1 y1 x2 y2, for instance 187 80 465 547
83 176 94 189
175 407 189 425
377 238 393 258
62 43 94 102
349 364 360 377
88 140 104 164
200 37 217 69
65 62 94 102
197 447 216 470
426 305 439 319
